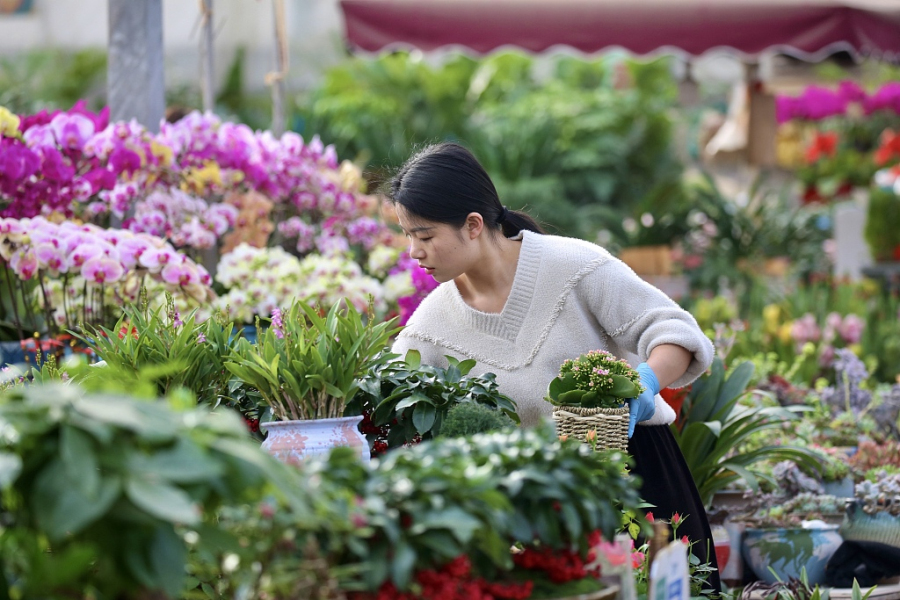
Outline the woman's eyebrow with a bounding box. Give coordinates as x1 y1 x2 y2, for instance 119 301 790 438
407 226 434 234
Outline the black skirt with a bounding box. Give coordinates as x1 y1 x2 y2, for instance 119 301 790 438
628 424 722 595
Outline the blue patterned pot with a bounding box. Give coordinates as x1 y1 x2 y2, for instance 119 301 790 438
741 526 843 585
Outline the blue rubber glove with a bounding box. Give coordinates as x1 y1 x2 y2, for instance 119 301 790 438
628 363 660 438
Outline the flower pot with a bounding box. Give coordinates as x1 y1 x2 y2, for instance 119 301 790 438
619 245 672 276
741 525 843 585
840 501 900 548
261 415 370 465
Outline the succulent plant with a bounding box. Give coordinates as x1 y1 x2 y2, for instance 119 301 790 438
854 470 900 516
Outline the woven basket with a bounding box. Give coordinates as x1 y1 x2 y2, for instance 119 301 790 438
552 405 630 452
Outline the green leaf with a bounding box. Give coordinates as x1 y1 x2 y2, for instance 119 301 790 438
412 402 437 435
125 477 200 525
457 359 477 375
404 349 421 370
127 439 223 483
609 374 639 397
32 460 121 540
390 542 417 590
60 425 99 496
395 392 434 411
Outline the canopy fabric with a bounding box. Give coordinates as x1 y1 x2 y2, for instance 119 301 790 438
339 0 900 59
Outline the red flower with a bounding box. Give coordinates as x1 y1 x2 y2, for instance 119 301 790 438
671 512 682 525
875 129 900 166
645 511 654 523
805 131 838 163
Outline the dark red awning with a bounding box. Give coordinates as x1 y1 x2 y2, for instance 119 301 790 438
339 0 900 58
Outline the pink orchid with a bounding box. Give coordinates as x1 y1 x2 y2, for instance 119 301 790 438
9 248 38 280
81 256 125 284
68 242 105 269
50 112 95 150
34 243 68 274
160 261 200 286
117 237 150 269
139 245 178 271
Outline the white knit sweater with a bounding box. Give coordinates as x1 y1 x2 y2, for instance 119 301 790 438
392 231 715 428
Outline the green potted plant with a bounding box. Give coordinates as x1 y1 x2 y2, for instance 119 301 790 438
224 298 400 464
0 371 303 600
864 187 900 262
347 349 520 454
840 469 900 552
671 358 821 507
545 350 643 452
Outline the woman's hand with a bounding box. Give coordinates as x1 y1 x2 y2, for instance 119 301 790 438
628 362 659 437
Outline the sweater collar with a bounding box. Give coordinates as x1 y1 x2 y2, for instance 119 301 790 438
446 230 542 341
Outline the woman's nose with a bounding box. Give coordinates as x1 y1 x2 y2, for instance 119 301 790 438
409 241 425 259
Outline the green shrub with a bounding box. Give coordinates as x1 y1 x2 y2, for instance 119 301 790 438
438 402 515 438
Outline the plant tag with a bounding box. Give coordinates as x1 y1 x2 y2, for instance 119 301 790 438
649 541 689 600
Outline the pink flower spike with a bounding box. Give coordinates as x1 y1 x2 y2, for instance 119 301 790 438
81 257 124 284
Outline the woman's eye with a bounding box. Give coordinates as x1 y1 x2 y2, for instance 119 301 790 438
419 237 432 242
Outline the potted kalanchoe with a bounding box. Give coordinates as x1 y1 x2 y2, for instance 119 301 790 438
545 350 643 452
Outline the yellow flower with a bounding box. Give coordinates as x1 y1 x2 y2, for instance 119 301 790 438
182 161 223 195
848 343 862 356
150 139 174 168
0 106 21 138
763 304 781 335
778 322 794 345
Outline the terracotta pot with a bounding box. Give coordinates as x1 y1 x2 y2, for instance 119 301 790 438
261 415 370 465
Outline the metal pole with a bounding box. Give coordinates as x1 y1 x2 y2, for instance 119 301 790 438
107 0 165 133
268 0 288 136
199 0 215 113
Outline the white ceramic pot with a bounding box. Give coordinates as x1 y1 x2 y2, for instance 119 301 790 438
261 415 370 465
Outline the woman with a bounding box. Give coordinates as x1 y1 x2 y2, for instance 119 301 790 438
389 142 720 593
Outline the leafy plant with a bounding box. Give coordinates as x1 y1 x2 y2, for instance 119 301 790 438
672 358 822 506
349 349 519 449
225 299 400 421
74 296 241 408
0 375 303 600
545 349 642 409
311 423 641 593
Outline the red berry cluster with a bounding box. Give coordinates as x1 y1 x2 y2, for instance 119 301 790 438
349 555 533 600
358 411 391 457
243 416 260 433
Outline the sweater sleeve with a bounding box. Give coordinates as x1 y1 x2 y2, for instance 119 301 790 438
581 257 714 388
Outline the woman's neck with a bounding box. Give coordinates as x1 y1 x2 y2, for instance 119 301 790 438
454 235 522 314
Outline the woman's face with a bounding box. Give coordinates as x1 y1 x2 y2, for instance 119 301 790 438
396 208 474 284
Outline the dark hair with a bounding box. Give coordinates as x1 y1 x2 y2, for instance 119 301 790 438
389 143 545 238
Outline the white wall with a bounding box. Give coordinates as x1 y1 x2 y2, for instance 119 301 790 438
0 0 347 92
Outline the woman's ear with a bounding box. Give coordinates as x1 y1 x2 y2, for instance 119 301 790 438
465 212 484 239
